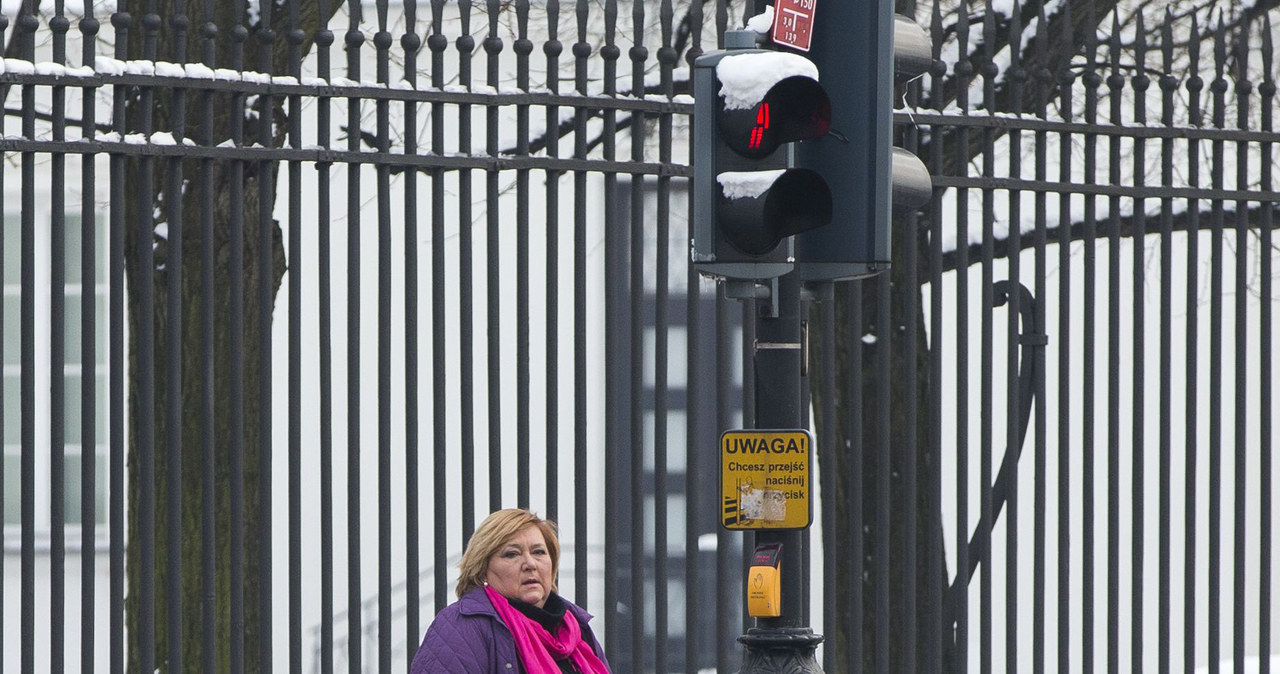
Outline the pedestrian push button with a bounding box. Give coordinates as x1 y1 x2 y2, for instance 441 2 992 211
746 543 782 618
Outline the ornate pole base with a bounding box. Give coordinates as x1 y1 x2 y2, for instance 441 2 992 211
737 627 826 674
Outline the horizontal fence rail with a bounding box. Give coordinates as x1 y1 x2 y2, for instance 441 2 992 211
0 1 1275 674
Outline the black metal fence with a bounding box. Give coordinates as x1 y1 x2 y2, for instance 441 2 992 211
0 0 1275 673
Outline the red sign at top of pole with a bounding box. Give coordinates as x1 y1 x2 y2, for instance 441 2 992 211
770 0 817 52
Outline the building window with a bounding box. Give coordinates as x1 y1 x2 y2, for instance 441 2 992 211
3 211 109 534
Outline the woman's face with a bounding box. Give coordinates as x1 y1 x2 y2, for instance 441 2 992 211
485 525 555 608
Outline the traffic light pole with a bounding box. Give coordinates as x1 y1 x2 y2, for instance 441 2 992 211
737 274 824 674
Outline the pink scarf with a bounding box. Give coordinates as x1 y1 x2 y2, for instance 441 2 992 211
485 586 610 674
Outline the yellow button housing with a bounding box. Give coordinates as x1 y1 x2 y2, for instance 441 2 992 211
747 563 782 618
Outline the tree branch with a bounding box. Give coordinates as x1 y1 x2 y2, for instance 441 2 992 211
932 202 1280 276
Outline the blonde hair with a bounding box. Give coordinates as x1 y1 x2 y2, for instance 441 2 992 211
456 509 561 599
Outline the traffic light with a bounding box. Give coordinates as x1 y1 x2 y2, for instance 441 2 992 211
791 7 934 282
690 32 833 281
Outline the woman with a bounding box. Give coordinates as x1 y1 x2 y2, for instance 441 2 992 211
411 509 611 674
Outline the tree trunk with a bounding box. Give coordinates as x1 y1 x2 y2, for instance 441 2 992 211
118 2 336 670
809 211 939 672
126 158 286 672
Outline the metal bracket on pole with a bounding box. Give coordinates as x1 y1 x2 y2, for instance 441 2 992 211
763 277 780 318
721 278 778 312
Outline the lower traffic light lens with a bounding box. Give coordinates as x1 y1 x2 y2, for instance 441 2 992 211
717 168 833 256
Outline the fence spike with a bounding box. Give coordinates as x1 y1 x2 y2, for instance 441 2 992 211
1263 13 1275 79
1109 6 1123 72
1235 21 1252 93
1135 11 1147 78
1215 10 1227 83
1162 9 1175 76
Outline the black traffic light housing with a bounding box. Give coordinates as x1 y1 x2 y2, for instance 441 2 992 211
691 31 833 281
790 8 934 281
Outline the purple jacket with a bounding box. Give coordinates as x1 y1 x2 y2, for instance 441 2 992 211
410 587 610 674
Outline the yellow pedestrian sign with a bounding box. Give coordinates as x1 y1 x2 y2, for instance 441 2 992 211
720 429 813 530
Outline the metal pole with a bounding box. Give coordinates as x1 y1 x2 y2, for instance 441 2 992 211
737 274 824 674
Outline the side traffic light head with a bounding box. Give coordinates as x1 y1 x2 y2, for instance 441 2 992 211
790 10 935 282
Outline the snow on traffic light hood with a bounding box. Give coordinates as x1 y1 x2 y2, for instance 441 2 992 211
714 51 820 110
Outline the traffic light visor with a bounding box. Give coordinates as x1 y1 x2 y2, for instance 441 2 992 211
715 53 831 158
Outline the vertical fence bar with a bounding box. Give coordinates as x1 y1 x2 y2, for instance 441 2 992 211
684 268 702 674
374 2 393 671
109 11 130 672
653 2 676 671
1030 7 1051 671
1081 8 1100 668
683 219 702 674
49 0 69 669
846 281 866 672
716 286 733 673
229 2 250 670
572 0 591 611
164 1 188 669
79 9 101 673
252 0 277 661
1054 4 1075 671
458 0 477 543
1231 27 1251 674
684 7 706 669
1209 19 1227 672
483 0 503 512
1182 17 1204 673
604 0 624 659
926 5 946 667
819 295 836 672
1158 13 1176 674
19 5 36 671
684 4 706 669
1130 18 1150 673
137 3 160 670
1104 17 1124 671
952 3 972 667
514 0 531 515
1259 18 1275 674
874 271 892 674
627 0 648 666
978 3 997 670
510 0 533 513
542 0 562 526
901 76 923 674
285 0 304 669
401 0 422 659
196 3 218 670
315 0 336 667
604 0 627 659
253 0 276 665
344 4 365 670
1003 6 1024 670
429 0 448 615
